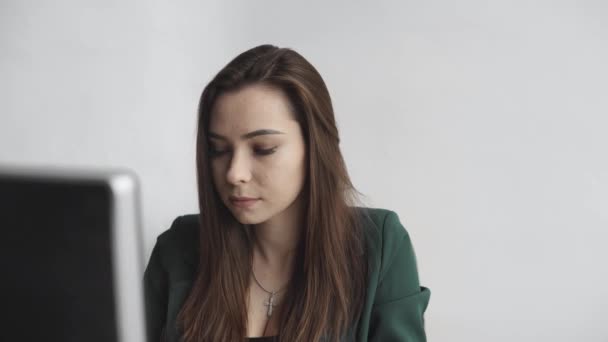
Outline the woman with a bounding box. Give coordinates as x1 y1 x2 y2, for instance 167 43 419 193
143 44 430 342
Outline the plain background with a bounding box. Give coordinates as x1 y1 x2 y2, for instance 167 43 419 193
1 1 607 341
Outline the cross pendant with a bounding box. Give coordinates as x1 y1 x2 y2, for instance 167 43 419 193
264 291 277 318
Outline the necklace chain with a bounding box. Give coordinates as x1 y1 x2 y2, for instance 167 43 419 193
251 268 288 318
251 269 288 294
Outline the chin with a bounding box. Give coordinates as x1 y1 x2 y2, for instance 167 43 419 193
230 210 264 225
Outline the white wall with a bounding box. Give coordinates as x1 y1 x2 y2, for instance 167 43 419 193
1 1 606 341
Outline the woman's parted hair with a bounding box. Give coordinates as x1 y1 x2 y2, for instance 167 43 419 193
176 44 369 342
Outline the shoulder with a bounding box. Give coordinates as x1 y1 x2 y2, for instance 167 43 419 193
156 208 406 253
150 214 200 280
355 206 408 239
354 208 430 340
156 214 199 246
354 207 420 296
355 206 410 257
150 208 415 283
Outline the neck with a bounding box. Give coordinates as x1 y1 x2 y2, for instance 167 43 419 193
251 193 305 275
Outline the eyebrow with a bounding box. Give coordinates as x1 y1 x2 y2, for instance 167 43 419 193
208 129 285 141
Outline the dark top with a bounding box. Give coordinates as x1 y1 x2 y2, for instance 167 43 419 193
247 336 278 341
143 207 431 341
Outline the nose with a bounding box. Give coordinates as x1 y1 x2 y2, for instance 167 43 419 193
225 149 252 185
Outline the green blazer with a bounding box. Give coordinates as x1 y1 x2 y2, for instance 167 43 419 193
143 207 430 341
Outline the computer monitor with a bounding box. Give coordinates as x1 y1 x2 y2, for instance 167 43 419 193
0 165 147 342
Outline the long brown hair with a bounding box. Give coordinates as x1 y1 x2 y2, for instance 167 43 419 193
177 44 370 342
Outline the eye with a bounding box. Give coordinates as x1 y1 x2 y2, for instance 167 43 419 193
254 147 277 156
208 146 276 157
208 145 229 157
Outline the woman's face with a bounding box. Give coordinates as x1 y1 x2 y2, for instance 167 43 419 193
208 83 307 225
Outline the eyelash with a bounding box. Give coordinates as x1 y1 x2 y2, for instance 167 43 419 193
208 147 277 157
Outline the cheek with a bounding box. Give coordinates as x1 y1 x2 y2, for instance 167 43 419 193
210 161 224 188
264 149 306 190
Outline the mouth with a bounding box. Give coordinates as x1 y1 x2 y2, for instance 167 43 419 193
229 196 260 209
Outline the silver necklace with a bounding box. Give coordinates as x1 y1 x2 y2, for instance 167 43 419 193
251 269 288 318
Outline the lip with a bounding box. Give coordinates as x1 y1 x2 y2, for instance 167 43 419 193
229 196 260 209
230 195 258 201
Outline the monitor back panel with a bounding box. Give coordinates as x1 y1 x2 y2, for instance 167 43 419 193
0 176 118 341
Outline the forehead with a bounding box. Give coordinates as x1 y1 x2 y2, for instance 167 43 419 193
210 83 296 132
